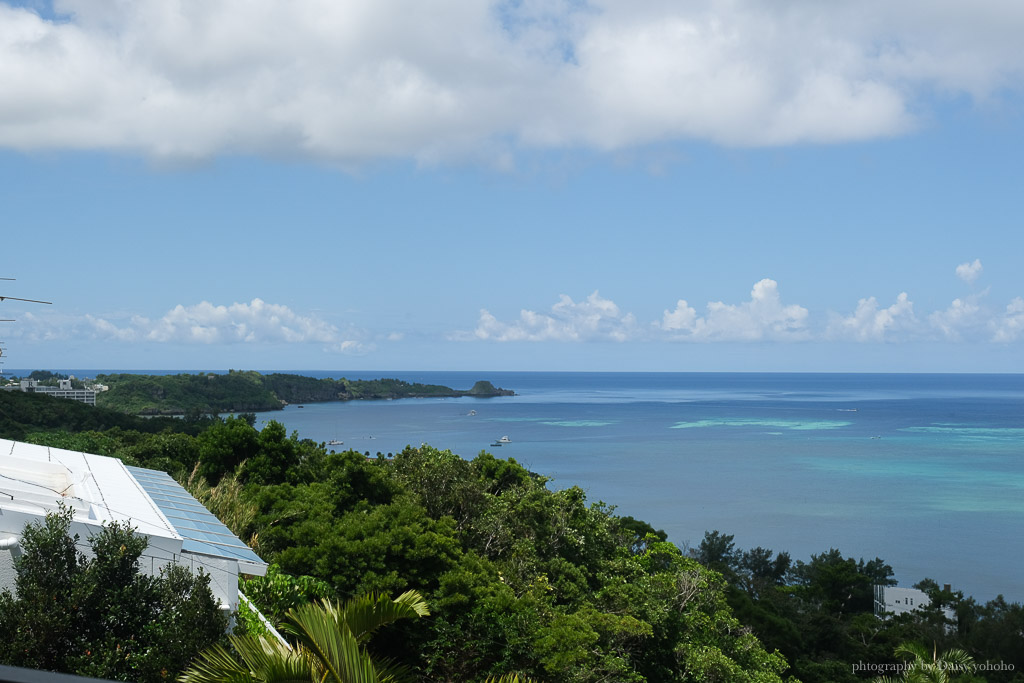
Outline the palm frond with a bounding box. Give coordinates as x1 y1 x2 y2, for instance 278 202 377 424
179 643 261 683
282 601 364 683
333 591 429 644
937 648 974 669
371 655 417 683
888 641 977 683
179 638 313 683
234 638 317 683
894 642 931 662
182 591 429 683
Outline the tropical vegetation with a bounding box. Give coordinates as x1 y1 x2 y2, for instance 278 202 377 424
90 370 513 414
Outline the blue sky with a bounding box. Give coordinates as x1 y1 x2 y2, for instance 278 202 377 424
2 0 1023 372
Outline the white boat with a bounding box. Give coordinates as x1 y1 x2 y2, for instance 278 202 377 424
327 439 344 446
497 435 511 443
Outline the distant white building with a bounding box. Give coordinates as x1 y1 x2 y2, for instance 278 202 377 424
874 585 956 629
0 438 267 615
2 378 97 406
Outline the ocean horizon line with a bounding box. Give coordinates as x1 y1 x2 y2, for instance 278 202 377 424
5 368 1024 377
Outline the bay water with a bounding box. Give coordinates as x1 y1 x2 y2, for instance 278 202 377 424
242 372 1024 603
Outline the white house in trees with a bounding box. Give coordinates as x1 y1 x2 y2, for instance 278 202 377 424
874 584 957 632
0 438 267 614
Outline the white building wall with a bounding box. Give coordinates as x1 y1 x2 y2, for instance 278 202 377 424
874 585 957 626
875 585 928 616
0 545 18 592
176 553 239 612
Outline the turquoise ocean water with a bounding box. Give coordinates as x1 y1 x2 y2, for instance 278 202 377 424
34 370 1023 602
239 372 1024 603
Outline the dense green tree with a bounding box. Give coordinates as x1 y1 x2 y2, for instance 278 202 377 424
241 420 320 486
697 530 739 582
0 389 203 441
239 564 334 629
91 371 511 415
0 507 225 682
789 549 894 616
955 594 1024 682
197 414 261 484
237 446 792 681
612 515 668 555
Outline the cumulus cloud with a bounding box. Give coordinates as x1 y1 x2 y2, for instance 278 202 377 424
929 294 988 341
827 293 917 342
992 297 1024 342
658 279 809 341
116 299 340 344
956 259 983 284
14 299 370 353
461 280 808 344
2 1 1024 162
459 291 639 342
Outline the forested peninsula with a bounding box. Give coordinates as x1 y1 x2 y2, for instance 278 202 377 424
1 389 1021 682
91 370 513 415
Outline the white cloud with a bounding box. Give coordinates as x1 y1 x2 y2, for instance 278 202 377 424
827 293 917 341
992 297 1024 342
956 259 983 284
460 291 639 342
13 299 369 353
85 314 139 343
133 299 340 344
929 294 988 341
331 340 374 355
660 299 698 332
7 311 80 342
461 280 808 344
658 279 809 341
2 1 1024 162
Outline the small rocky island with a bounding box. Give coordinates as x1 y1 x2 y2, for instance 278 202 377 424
94 371 514 415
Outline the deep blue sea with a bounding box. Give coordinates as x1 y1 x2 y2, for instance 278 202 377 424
29 370 1024 602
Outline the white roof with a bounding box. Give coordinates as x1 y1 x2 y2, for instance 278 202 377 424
0 438 180 540
127 466 267 574
0 438 266 576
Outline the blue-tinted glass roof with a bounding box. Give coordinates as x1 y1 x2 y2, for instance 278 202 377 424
126 466 266 567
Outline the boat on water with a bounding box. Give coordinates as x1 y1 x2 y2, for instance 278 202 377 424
497 435 511 443
327 439 344 446
467 410 477 416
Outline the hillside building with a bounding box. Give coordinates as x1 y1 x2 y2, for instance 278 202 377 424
874 584 956 631
2 379 97 406
0 438 267 616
